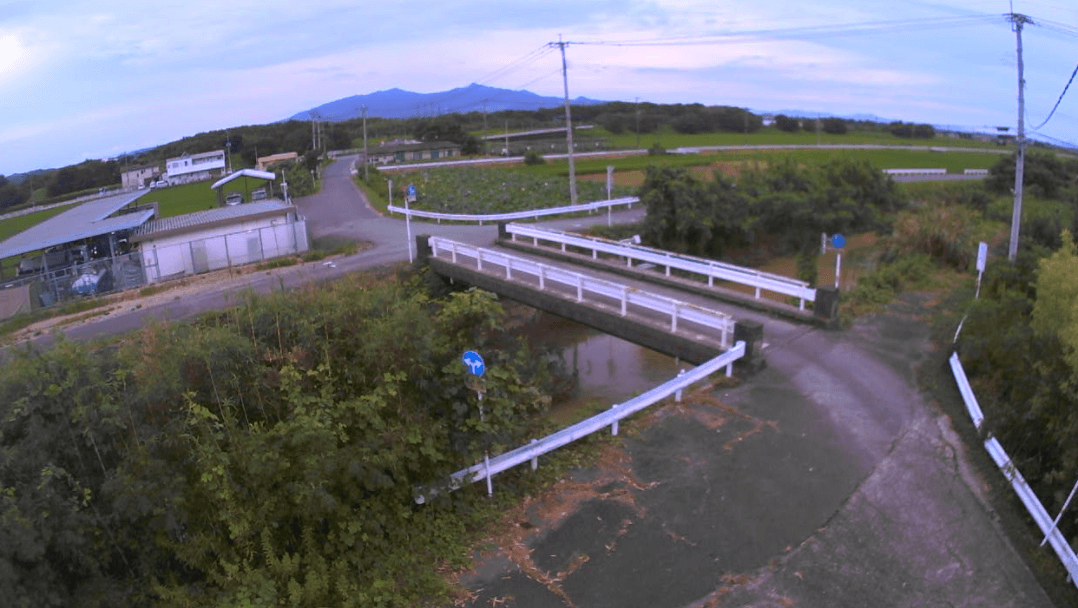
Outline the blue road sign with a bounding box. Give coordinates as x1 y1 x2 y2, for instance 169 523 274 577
830 234 846 249
462 351 485 376
407 184 416 197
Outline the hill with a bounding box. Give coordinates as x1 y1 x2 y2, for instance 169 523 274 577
289 83 606 121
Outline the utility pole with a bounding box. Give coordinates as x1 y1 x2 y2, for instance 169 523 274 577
557 35 578 205
505 120 510 156
1008 12 1032 262
362 106 369 181
482 103 488 133
635 97 641 148
816 114 822 146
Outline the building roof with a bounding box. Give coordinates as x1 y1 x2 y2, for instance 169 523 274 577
0 191 153 260
211 169 277 190
130 200 295 243
167 150 225 164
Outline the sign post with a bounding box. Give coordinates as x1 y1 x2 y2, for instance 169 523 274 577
404 184 415 263
975 241 988 300
830 234 846 289
606 165 614 226
462 351 491 496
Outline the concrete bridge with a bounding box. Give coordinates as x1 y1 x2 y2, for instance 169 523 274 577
417 234 766 368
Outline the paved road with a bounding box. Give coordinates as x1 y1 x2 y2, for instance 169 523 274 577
17 157 1057 607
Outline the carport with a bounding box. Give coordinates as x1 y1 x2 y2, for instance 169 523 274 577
211 169 277 207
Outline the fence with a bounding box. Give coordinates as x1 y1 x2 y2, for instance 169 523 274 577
0 251 149 311
505 223 816 310
429 236 736 349
415 340 746 503
387 196 639 224
141 220 308 283
949 352 1078 588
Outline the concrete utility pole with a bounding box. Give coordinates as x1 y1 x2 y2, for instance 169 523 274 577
362 106 369 181
1008 12 1032 262
556 35 579 205
505 120 510 156
635 97 641 148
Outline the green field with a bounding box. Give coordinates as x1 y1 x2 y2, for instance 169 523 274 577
139 177 273 218
599 125 1012 151
522 147 1005 179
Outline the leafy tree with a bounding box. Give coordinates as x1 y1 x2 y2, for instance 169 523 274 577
822 118 847 134
986 150 1076 199
523 149 545 165
774 115 800 132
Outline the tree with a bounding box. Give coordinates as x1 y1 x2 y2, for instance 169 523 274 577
822 118 847 134
986 150 1075 199
774 115 800 132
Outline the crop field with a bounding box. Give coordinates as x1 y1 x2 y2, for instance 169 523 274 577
525 147 1006 184
600 125 1012 151
403 167 636 213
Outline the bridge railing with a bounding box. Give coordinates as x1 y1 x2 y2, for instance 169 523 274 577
428 236 735 347
415 340 746 503
504 223 816 310
387 196 638 224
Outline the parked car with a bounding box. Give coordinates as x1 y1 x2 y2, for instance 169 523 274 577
225 192 243 206
150 179 169 189
251 187 267 201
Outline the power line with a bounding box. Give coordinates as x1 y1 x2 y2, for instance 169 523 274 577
567 15 1002 47
1030 60 1078 129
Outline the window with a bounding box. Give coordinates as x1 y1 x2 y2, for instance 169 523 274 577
412 151 422 160
431 150 439 159
396 152 405 161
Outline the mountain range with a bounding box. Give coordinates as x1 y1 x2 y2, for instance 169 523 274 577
288 83 606 121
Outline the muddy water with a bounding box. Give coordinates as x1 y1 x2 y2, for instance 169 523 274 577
518 311 693 424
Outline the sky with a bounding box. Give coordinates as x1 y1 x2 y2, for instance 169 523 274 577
1 0 1077 175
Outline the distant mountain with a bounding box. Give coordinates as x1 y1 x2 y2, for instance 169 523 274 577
289 83 607 121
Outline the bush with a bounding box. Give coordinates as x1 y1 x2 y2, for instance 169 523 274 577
523 149 546 165
648 142 667 156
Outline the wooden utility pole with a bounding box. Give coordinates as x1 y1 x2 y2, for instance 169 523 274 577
557 35 578 205
1008 13 1032 262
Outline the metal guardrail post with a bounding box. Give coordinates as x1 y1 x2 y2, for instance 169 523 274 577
675 370 686 402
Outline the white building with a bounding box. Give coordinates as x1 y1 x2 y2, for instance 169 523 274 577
130 200 309 282
165 150 227 185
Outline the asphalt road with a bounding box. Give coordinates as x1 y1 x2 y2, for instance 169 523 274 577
14 157 1057 607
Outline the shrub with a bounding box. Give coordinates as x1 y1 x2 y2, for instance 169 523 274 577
523 149 546 165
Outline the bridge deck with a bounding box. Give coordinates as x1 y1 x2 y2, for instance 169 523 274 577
426 237 737 364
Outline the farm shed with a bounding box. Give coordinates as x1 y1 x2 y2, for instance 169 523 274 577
130 200 309 283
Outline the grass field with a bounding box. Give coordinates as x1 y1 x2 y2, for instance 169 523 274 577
600 125 1012 151
139 177 274 218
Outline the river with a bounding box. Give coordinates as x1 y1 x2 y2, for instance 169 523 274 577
518 311 693 424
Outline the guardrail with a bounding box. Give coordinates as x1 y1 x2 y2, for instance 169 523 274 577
505 223 816 310
415 340 746 503
429 236 735 347
949 351 1078 588
387 196 639 224
882 168 947 176
963 168 990 176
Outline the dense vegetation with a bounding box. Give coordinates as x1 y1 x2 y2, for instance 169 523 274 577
0 271 573 607
637 158 902 276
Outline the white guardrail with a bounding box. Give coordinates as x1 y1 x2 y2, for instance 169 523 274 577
949 352 1078 587
428 236 736 348
882 168 948 176
387 196 638 224
505 223 816 310
415 340 746 503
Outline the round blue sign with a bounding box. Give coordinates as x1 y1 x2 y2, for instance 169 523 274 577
830 234 846 249
462 351 485 376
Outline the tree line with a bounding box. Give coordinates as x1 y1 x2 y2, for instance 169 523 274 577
0 274 573 607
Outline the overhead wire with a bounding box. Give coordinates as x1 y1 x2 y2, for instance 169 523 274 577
567 14 1003 47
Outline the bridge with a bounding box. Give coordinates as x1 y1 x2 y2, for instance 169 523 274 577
418 234 761 366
